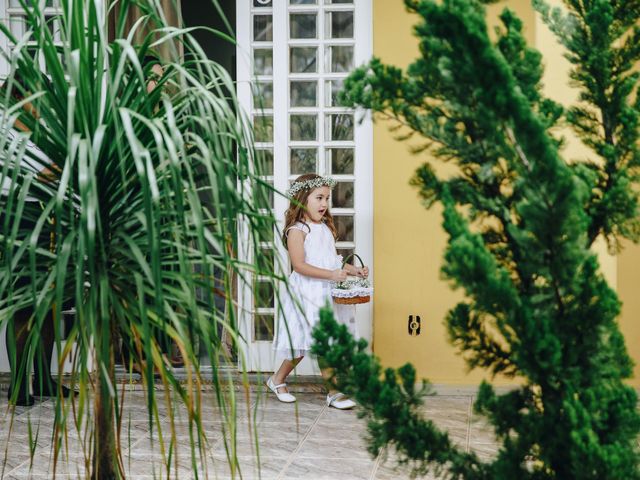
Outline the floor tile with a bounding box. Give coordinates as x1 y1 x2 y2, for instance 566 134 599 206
296 433 371 460
234 418 314 439
3 386 607 479
373 461 441 480
206 454 285 479
8 451 89 477
316 407 366 427
308 421 368 438
282 456 376 480
468 441 500 462
0 451 33 476
242 407 320 425
210 430 303 458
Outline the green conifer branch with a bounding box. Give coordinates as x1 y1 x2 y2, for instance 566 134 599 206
316 0 640 477
312 308 491 480
534 0 640 249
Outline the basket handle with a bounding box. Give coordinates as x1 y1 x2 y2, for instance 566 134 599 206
341 253 365 269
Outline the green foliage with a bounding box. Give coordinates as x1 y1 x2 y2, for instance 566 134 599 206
317 0 640 478
313 307 491 479
0 1 275 478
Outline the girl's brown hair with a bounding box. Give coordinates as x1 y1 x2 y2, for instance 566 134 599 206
282 173 338 248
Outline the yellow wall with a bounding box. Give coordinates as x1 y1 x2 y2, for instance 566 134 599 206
619 241 640 384
372 0 639 387
371 0 514 385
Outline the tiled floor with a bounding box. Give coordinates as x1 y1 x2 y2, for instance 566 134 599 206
0 388 499 479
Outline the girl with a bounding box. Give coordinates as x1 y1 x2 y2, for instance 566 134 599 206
268 173 369 409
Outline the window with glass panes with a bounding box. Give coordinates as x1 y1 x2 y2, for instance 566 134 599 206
0 0 63 77
238 0 372 370
288 0 357 265
249 0 276 343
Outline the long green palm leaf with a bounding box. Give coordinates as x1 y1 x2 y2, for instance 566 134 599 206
0 1 276 478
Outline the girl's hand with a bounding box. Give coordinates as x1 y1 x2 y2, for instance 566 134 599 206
356 266 369 278
330 269 348 282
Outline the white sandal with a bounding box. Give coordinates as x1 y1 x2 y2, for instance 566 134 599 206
267 376 296 403
326 392 356 410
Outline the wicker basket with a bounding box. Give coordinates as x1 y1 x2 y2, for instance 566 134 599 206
334 295 371 305
332 253 372 305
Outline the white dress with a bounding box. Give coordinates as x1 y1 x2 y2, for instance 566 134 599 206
274 221 357 360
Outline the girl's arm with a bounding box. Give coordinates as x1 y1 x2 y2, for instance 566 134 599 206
287 229 347 282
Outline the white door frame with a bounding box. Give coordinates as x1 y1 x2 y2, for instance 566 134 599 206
236 0 373 374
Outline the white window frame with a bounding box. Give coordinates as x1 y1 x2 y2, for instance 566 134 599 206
0 0 65 78
238 0 372 374
0 0 8 76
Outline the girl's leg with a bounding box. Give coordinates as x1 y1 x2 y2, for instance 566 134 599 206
272 356 303 393
320 366 339 397
318 356 337 394
320 359 356 409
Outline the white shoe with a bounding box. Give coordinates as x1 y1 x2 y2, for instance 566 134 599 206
326 392 356 410
267 376 296 403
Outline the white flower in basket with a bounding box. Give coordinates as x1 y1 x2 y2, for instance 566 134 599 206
331 254 373 305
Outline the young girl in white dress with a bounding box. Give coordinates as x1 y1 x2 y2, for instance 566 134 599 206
268 173 369 409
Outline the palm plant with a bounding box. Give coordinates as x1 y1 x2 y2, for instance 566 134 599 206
0 0 275 478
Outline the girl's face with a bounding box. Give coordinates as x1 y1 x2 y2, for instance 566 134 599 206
305 186 330 223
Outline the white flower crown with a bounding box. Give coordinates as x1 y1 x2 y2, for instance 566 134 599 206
286 176 337 198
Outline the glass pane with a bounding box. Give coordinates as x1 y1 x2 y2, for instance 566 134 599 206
328 148 354 174
9 17 26 39
334 215 354 242
255 179 274 208
257 247 275 274
253 82 273 109
253 49 273 75
291 81 317 107
254 314 274 341
290 13 317 39
333 182 354 208
325 79 345 107
254 115 274 142
262 221 275 242
253 15 273 42
290 114 317 141
290 148 318 174
326 11 353 39
290 47 317 73
254 280 274 309
291 0 317 3
254 0 273 6
257 148 274 176
328 113 354 141
327 45 353 72
24 47 39 63
45 16 61 41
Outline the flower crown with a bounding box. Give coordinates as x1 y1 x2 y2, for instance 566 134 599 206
286 176 336 198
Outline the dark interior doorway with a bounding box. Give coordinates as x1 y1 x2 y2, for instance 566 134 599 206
182 0 236 83
182 0 238 367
